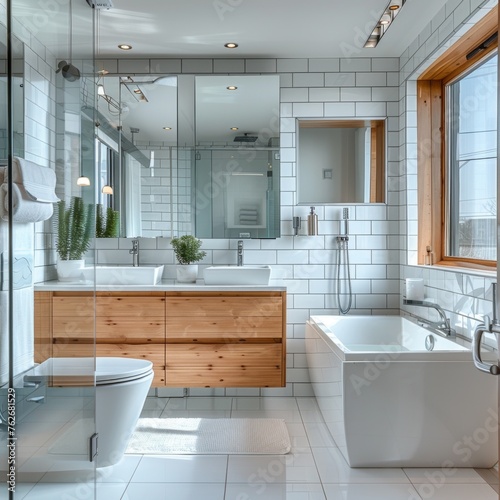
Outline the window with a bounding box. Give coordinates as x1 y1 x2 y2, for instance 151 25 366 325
417 7 498 269
446 54 497 261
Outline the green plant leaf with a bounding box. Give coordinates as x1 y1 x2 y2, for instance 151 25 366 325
170 235 207 265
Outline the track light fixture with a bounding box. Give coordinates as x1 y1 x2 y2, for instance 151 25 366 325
364 0 406 49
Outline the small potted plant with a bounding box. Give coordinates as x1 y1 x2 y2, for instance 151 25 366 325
170 235 207 283
56 196 93 281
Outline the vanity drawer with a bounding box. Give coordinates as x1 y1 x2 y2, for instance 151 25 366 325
52 294 94 317
166 343 283 387
96 295 165 317
166 316 282 340
166 294 283 318
49 341 165 387
96 344 165 386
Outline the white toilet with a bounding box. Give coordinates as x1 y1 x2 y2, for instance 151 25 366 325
95 357 154 467
27 356 154 467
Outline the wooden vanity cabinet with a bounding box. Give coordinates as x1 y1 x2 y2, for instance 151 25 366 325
165 291 286 387
34 289 286 388
35 291 166 386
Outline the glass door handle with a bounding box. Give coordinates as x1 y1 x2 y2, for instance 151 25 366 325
472 323 500 375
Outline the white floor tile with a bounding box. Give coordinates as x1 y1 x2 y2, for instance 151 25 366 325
286 422 310 449
8 395 497 500
303 422 337 448
312 448 409 484
230 409 303 423
296 398 321 412
164 397 232 410
131 455 228 483
97 455 142 483
410 483 497 499
404 467 486 484
225 482 326 500
227 453 321 484
0 482 35 500
23 482 95 499
160 409 232 418
96 482 128 500
299 410 327 424
123 482 225 500
324 483 422 500
232 397 299 411
139 409 163 418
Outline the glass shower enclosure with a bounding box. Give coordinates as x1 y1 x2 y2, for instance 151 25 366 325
0 0 97 497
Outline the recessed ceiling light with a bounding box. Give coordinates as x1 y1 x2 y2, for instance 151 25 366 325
133 88 142 94
230 127 239 131
227 86 238 90
224 42 238 49
380 14 391 25
163 127 172 130
388 1 401 10
118 44 132 50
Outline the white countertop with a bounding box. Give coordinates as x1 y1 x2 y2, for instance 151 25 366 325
34 279 286 292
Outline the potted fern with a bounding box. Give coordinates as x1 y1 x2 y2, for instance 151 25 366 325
56 197 94 281
170 235 206 282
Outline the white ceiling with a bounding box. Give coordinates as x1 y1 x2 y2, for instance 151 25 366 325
95 0 448 59
13 0 449 60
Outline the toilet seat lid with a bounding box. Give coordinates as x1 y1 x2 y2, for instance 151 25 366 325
96 357 153 384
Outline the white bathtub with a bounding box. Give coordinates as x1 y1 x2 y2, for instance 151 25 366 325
305 315 498 468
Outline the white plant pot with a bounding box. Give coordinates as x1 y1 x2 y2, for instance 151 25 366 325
57 259 85 282
176 264 198 283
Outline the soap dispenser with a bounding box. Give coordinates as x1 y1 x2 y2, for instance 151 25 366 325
307 206 318 236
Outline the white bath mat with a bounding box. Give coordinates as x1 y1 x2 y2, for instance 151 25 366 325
126 418 291 455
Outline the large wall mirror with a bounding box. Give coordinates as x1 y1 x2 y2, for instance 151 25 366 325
297 119 385 204
194 75 280 239
93 74 178 238
92 73 281 239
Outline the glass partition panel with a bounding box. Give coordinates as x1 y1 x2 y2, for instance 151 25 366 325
1 1 98 497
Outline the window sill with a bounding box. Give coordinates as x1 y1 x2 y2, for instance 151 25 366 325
410 263 496 279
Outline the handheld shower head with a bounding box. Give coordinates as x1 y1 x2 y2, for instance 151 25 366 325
342 207 349 235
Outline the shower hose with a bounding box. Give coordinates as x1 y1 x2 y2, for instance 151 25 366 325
336 236 352 314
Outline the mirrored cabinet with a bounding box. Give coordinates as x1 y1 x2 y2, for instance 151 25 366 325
296 119 386 205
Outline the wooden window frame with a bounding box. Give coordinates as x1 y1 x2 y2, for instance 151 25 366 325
417 6 498 269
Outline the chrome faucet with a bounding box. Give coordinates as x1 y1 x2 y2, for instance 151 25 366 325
403 299 455 337
237 240 244 266
129 239 140 267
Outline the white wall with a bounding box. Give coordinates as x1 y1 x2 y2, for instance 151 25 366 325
26 0 498 396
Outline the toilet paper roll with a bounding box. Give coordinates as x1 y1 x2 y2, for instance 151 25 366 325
405 278 424 301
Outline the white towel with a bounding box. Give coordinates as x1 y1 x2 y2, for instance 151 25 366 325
6 157 59 203
0 287 34 386
0 182 54 222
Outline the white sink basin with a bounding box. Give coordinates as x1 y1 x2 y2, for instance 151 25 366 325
83 265 164 285
203 265 271 285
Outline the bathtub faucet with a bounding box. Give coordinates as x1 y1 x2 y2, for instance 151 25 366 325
403 299 456 337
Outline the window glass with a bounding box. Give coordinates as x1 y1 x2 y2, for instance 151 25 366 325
446 53 497 261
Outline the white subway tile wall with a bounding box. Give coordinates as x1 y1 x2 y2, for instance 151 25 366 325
28 0 496 396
